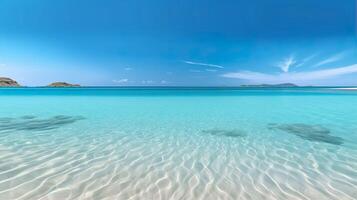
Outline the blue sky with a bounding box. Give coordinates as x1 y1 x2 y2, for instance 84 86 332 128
0 0 356 86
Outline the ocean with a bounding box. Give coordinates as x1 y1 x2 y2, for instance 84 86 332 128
0 87 356 200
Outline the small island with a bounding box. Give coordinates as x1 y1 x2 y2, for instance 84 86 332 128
240 83 298 87
47 82 80 87
0 77 21 87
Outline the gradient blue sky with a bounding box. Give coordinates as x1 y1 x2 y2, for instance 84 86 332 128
0 0 356 86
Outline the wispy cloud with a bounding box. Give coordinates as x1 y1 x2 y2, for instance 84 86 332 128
205 69 217 72
314 52 346 67
0 64 6 67
113 78 129 83
222 64 357 84
142 80 154 84
124 67 132 71
295 54 318 67
183 61 224 69
189 69 202 73
276 56 296 72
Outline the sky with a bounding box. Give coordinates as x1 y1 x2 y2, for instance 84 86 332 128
0 0 356 86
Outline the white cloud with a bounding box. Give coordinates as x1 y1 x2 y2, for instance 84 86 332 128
189 69 202 73
276 56 296 72
295 54 317 67
183 61 224 69
160 80 168 84
205 69 217 72
314 52 346 67
142 80 154 84
113 79 129 83
222 64 357 84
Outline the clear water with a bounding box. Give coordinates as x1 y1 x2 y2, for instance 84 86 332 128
0 87 356 200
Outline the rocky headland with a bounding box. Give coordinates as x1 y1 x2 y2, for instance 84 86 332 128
0 77 21 87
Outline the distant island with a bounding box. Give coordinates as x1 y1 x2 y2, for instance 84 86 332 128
0 78 81 87
1 77 299 88
240 83 298 87
47 82 80 87
0 77 21 87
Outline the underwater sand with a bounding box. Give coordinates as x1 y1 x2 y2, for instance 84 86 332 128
0 88 356 200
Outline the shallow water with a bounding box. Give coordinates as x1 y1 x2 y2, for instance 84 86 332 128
0 87 356 200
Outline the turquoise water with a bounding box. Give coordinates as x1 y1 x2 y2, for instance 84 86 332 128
0 87 356 200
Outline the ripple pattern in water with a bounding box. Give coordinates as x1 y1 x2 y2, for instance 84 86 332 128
0 88 356 200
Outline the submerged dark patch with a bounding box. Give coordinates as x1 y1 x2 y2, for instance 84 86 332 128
0 115 85 131
268 123 343 145
20 115 37 119
202 129 246 138
0 117 14 123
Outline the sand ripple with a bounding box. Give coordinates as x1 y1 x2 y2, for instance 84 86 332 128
0 121 356 200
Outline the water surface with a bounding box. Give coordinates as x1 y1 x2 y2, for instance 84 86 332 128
0 87 356 200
